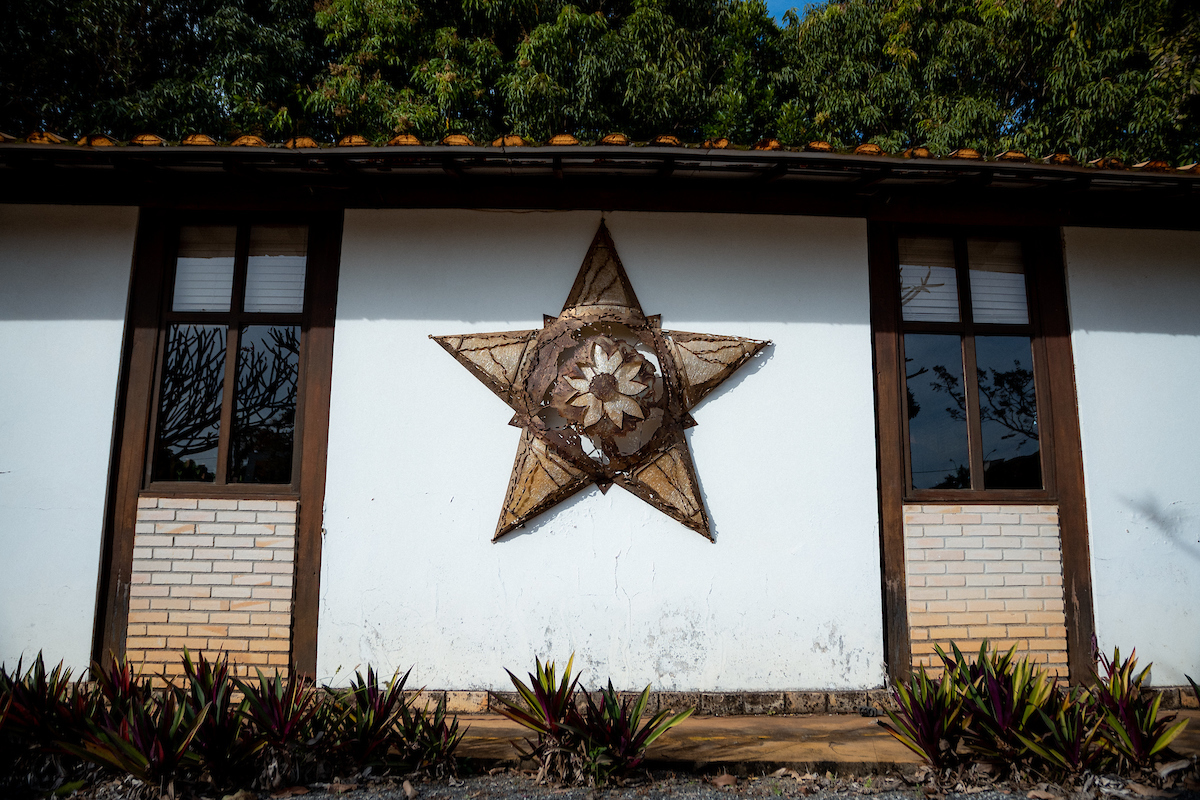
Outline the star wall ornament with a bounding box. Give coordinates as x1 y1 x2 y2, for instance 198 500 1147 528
432 222 770 541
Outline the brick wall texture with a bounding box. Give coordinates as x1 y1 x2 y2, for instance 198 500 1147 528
904 504 1068 677
126 497 296 681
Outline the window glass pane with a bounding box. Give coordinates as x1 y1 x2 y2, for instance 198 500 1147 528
244 225 308 313
969 240 1028 324
905 333 971 489
899 238 959 322
173 226 236 312
230 325 300 483
152 324 226 481
976 335 1042 489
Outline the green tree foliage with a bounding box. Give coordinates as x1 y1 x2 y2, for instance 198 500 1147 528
1 0 323 140
773 0 1200 161
2 0 1196 162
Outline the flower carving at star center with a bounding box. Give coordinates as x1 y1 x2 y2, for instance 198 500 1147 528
551 335 658 435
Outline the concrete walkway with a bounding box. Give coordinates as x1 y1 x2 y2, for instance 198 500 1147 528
456 710 1200 770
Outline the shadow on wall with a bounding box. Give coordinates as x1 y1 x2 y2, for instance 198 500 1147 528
1120 493 1200 564
1065 228 1200 336
0 206 138 321
339 210 873 326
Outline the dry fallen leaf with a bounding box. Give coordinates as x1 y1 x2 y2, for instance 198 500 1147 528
712 774 737 787
1158 760 1191 779
1027 790 1061 800
271 788 310 798
1127 783 1172 797
222 792 255 800
328 784 357 795
404 779 420 799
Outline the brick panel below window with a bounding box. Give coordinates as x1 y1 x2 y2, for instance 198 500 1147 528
904 504 1068 677
125 497 296 682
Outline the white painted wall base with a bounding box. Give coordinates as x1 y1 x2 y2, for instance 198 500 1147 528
1065 227 1200 685
0 205 138 672
319 210 885 690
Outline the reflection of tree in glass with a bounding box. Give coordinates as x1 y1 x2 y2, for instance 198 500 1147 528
904 358 927 420
905 356 968 488
925 358 1038 488
154 325 226 481
232 326 299 483
930 360 1038 444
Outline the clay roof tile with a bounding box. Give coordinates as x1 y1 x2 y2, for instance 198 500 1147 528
27 131 67 144
182 134 217 146
77 134 116 147
285 136 321 149
994 150 1029 162
854 142 885 156
1133 159 1173 172
385 133 422 146
491 135 527 147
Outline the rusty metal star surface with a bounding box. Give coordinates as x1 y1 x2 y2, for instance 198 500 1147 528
432 222 769 541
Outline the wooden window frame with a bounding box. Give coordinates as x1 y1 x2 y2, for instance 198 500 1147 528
870 222 1095 685
144 220 309 497
892 228 1057 504
93 209 342 675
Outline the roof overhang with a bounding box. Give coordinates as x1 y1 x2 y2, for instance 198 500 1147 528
3 143 1198 229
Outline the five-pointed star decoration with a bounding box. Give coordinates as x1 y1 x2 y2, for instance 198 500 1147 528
431 222 770 541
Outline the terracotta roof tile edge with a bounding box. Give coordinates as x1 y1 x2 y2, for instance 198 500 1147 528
4 138 1200 175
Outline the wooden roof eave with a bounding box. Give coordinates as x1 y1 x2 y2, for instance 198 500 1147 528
2 142 1198 231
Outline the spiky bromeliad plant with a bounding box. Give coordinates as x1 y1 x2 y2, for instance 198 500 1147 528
1 652 102 796
493 655 585 784
1017 685 1108 777
941 643 1056 764
877 664 964 768
236 668 322 788
64 690 209 800
179 649 261 789
397 692 466 778
571 680 693 786
331 666 411 770
94 654 154 725
1092 648 1188 771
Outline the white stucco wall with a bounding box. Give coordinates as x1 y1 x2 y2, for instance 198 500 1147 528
1064 227 1200 685
320 210 884 690
0 204 138 671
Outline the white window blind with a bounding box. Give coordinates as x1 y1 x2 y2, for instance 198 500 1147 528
173 226 237 312
898 237 959 322
244 225 308 313
968 240 1028 324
